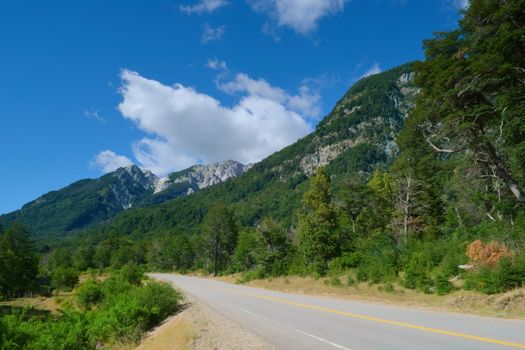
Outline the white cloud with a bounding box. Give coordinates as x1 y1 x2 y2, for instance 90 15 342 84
116 69 313 176
91 150 133 174
84 109 106 123
206 59 228 70
218 73 321 118
248 0 348 34
219 73 288 101
360 63 382 79
201 23 226 43
180 0 228 14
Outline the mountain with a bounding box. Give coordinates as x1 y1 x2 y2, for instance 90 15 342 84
1 63 416 243
80 63 418 240
0 161 250 239
145 160 253 206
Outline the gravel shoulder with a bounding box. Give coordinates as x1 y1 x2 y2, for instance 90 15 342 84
137 287 277 350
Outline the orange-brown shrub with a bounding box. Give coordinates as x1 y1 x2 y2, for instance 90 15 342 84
466 240 512 267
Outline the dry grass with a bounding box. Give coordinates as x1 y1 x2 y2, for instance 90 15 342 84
0 294 68 316
214 274 525 319
134 306 194 350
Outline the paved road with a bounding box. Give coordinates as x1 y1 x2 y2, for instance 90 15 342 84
150 274 525 350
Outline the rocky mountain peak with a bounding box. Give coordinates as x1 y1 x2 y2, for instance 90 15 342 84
154 160 252 194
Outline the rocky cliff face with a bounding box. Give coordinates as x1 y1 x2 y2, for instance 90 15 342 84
154 160 252 194
274 63 418 177
111 165 159 209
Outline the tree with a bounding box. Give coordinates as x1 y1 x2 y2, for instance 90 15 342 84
149 235 195 271
0 223 39 296
297 167 339 272
233 230 259 271
339 171 395 238
93 239 113 268
202 204 238 276
72 243 94 271
51 267 79 291
255 218 290 275
49 247 72 270
172 235 195 271
413 0 525 206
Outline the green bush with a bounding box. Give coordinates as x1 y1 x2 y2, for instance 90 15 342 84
51 267 79 291
89 281 181 343
118 264 144 285
237 266 266 284
0 310 92 350
0 271 182 349
353 235 399 284
404 253 433 293
76 280 104 309
464 256 525 294
434 273 454 295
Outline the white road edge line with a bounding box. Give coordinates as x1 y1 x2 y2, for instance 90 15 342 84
239 307 354 350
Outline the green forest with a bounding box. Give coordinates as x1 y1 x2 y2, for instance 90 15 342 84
1 0 525 348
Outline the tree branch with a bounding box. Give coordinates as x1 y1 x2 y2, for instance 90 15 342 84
424 136 462 153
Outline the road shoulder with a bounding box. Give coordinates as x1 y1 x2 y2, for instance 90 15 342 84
137 292 277 350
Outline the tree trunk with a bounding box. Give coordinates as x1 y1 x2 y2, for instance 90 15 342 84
213 235 219 277
402 176 412 243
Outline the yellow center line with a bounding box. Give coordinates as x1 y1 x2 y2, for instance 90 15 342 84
216 285 525 349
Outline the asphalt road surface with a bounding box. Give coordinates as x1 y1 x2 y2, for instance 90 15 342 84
150 274 525 350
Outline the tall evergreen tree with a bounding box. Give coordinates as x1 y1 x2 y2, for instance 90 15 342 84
202 204 238 276
412 0 525 207
298 167 339 272
0 223 39 296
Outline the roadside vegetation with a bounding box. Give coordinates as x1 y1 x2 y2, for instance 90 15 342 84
0 264 181 350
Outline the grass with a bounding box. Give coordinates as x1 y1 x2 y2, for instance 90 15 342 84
0 292 71 316
134 303 194 350
213 274 525 319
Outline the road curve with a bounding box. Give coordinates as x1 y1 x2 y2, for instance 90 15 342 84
150 274 525 350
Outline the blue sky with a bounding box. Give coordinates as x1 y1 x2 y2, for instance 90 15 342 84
0 0 466 214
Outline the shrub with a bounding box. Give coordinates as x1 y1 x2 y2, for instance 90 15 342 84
237 266 266 284
435 273 454 295
404 253 433 293
0 272 182 349
118 264 144 285
466 240 512 267
51 267 79 291
353 235 399 284
89 282 181 343
76 280 104 309
329 253 360 271
464 255 525 294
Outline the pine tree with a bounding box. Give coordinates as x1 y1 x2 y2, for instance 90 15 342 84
298 167 339 273
0 223 39 296
202 204 238 276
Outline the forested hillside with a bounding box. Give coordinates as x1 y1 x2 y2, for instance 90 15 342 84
68 63 417 242
0 161 250 240
0 166 158 240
